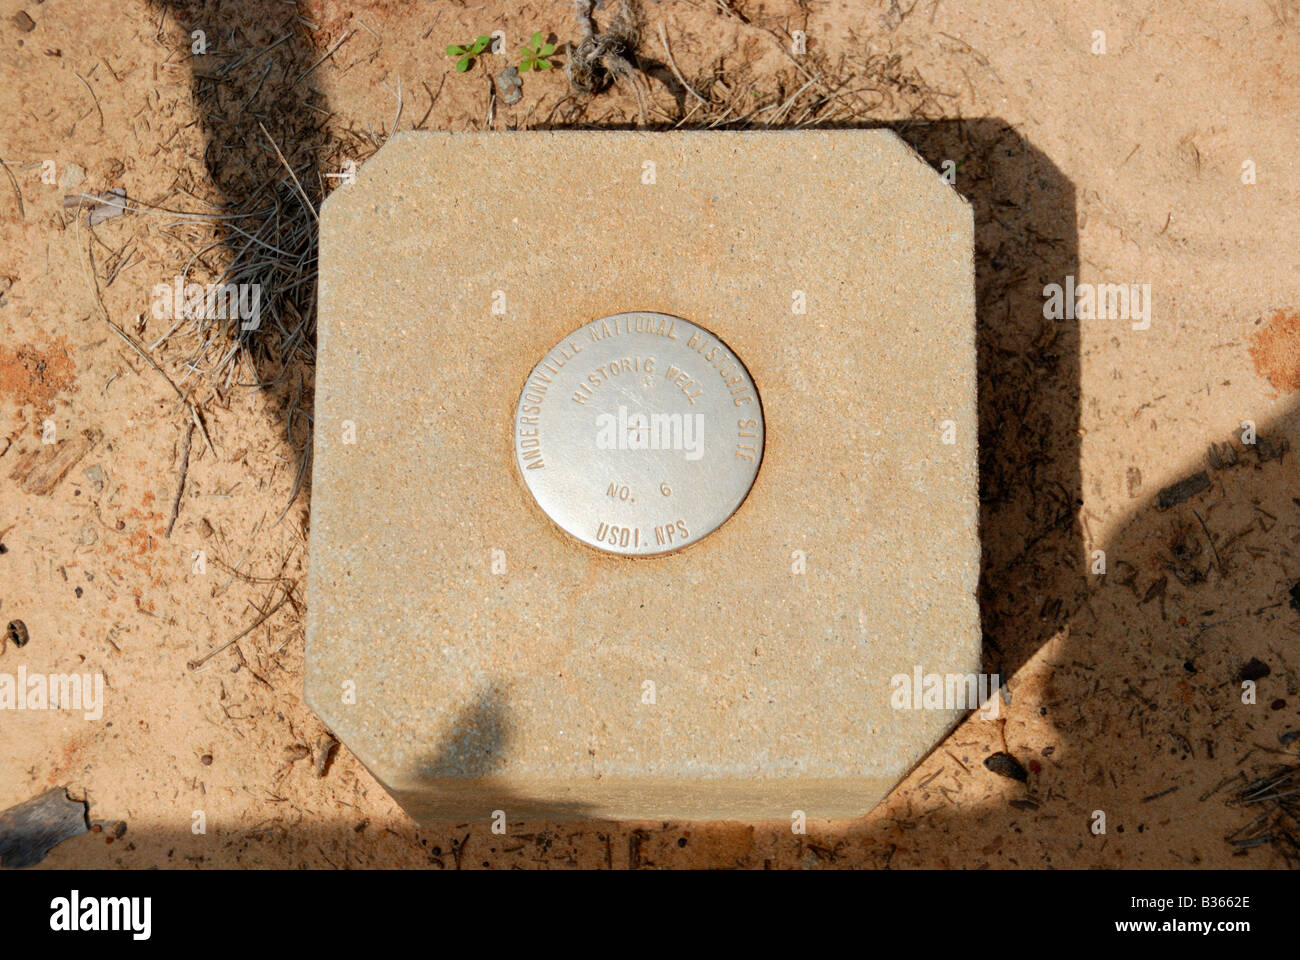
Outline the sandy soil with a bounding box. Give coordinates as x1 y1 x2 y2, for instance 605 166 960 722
1 0 1299 868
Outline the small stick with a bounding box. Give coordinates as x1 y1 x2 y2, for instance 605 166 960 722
1141 785 1179 803
104 312 214 457
258 121 318 222
191 402 216 459
106 316 183 399
414 77 442 130
165 421 195 538
187 592 292 671
74 72 105 132
293 29 351 86
0 158 24 219
386 74 403 136
1193 509 1224 576
657 22 708 105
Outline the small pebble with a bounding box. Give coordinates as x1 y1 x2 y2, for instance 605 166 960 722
6 620 29 648
495 66 522 105
984 751 1028 782
1237 658 1270 682
58 162 85 190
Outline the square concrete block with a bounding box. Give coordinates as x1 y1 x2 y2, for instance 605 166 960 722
306 130 978 821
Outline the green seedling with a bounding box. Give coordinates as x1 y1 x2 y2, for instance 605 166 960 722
447 36 492 72
519 32 557 72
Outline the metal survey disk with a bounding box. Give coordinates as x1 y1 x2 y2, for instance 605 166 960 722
514 312 764 556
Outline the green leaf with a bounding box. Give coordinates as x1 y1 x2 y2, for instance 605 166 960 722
447 44 465 56
537 59 551 70
519 58 532 72
456 56 470 72
539 44 555 56
531 31 543 47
